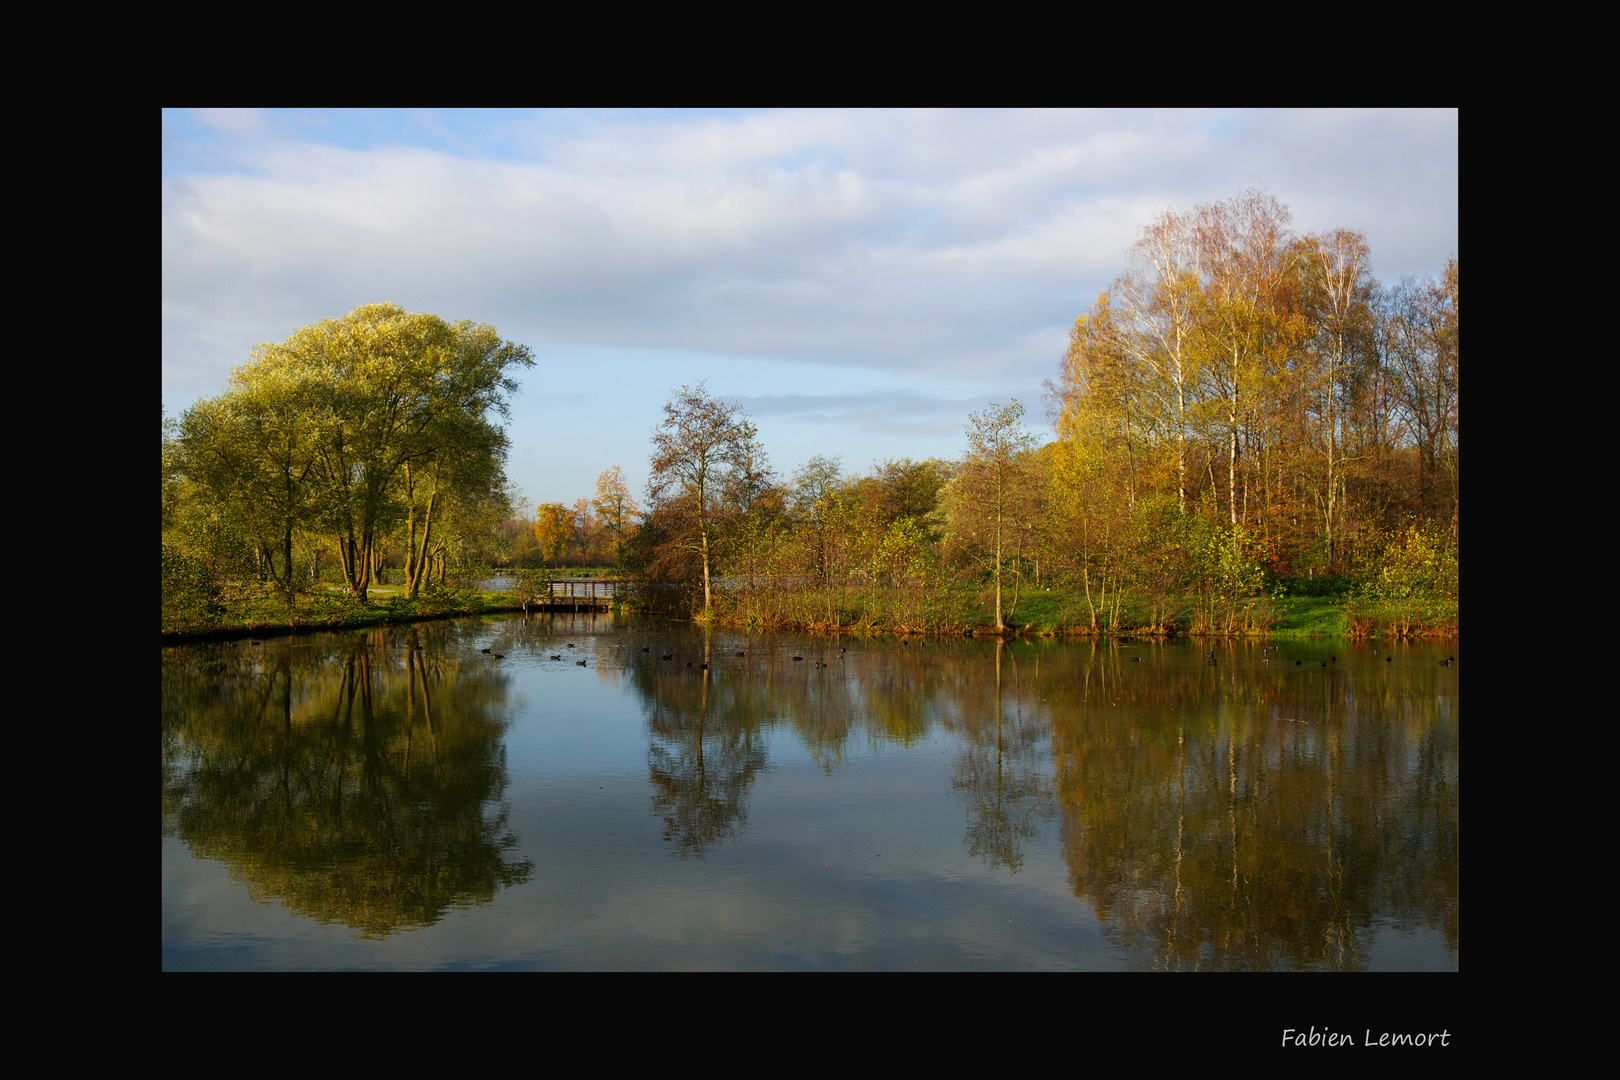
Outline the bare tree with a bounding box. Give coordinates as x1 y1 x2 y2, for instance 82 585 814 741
646 383 761 615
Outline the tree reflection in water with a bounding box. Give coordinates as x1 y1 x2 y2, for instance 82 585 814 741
161 625 533 938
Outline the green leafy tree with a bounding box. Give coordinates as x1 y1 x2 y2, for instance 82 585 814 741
221 304 533 603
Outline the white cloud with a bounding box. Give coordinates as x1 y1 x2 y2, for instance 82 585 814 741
163 108 1456 504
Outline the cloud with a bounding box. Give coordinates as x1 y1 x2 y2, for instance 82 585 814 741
163 109 1456 502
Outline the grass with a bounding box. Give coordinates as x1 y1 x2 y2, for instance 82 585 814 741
1269 596 1351 638
161 581 526 644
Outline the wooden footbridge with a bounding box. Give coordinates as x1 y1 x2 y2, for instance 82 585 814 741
529 578 623 611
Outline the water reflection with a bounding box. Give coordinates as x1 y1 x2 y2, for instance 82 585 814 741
1046 640 1457 970
631 640 771 858
163 619 1456 969
950 642 1056 873
161 624 534 938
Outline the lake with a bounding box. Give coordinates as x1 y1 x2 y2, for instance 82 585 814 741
161 614 1457 970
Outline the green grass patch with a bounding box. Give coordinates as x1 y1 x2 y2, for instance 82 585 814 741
1269 596 1350 638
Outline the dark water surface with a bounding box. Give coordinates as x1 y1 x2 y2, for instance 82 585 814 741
161 614 1457 970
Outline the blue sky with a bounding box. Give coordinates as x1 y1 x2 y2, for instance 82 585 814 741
162 108 1458 514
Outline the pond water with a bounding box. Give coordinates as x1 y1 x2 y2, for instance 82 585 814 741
161 614 1457 971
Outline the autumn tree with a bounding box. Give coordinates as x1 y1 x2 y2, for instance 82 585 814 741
1117 209 1205 513
869 457 953 530
646 383 762 615
1192 189 1300 528
1292 228 1379 567
533 503 570 565
1385 263 1459 531
1046 195 1456 614
717 438 783 591
591 466 640 563
947 400 1043 631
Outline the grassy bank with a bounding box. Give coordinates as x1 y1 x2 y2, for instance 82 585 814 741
161 583 526 645
629 580 1450 641
165 578 1449 645
621 579 1406 640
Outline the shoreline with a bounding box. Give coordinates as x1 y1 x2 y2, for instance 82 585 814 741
163 593 1456 646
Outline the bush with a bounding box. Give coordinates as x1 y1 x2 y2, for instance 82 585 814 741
1347 524 1458 637
162 544 224 632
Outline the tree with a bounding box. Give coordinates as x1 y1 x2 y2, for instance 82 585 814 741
1293 228 1378 567
1193 189 1299 527
591 466 640 563
789 455 847 588
1118 208 1205 514
950 400 1042 631
533 503 570 565
869 457 953 528
716 438 782 592
191 304 534 603
178 364 323 602
645 383 761 615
